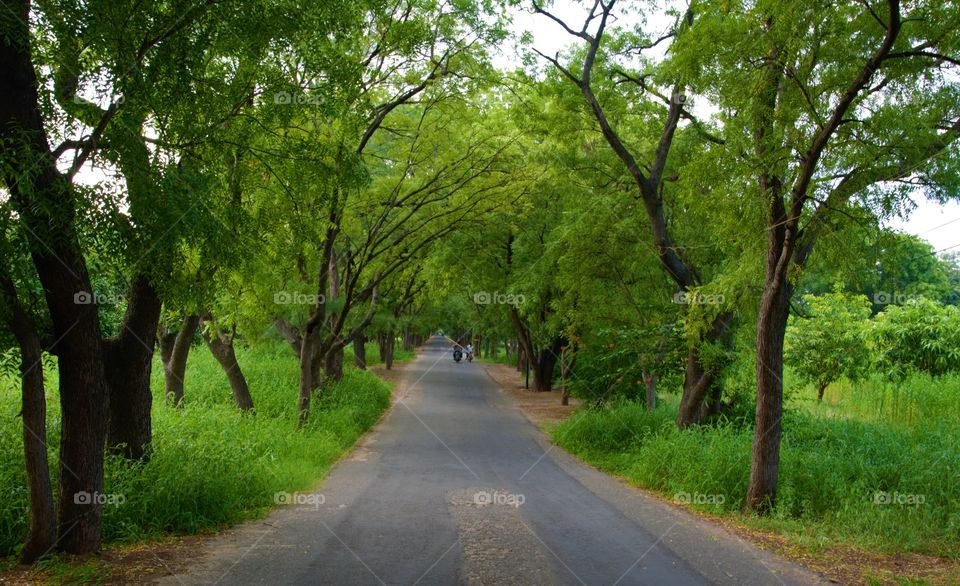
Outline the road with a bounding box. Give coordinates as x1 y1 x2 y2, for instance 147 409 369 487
161 336 824 586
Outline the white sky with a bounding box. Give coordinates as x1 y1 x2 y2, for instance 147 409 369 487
498 1 960 256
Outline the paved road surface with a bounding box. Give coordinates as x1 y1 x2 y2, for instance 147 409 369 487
161 336 824 586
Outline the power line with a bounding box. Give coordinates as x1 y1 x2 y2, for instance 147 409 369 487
918 216 960 235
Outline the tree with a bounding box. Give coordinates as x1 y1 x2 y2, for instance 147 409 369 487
785 292 872 402
673 0 960 511
530 0 740 424
871 298 960 381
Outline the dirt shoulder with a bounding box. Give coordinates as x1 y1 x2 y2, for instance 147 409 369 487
480 361 960 586
479 360 579 427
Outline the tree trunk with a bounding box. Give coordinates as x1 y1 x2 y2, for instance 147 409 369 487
324 345 344 381
675 312 733 427
273 317 302 357
201 316 254 411
817 382 827 402
1 9 108 552
103 275 161 460
1 276 56 563
532 337 563 392
298 326 320 427
378 333 388 362
747 277 792 512
642 370 657 411
560 349 575 406
747 185 795 512
353 334 367 369
164 314 199 407
384 330 395 370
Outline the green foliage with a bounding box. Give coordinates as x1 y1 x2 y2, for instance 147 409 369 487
0 344 391 557
870 298 960 381
785 292 872 399
566 326 684 404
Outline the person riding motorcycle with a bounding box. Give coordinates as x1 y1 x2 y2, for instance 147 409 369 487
465 344 474 362
452 345 463 362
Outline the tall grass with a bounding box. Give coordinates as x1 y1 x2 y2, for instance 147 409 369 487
801 372 960 428
0 341 394 558
554 374 960 557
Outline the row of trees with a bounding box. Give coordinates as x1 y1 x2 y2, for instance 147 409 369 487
0 0 516 560
424 0 960 516
2 0 958 563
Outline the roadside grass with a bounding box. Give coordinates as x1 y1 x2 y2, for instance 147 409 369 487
0 340 394 560
553 373 960 559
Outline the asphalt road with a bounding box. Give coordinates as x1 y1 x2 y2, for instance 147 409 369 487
161 336 824 586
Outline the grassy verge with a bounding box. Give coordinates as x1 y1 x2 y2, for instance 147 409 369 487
552 390 959 560
0 341 393 560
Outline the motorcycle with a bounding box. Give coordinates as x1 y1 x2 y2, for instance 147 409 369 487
453 348 463 362
466 351 473 362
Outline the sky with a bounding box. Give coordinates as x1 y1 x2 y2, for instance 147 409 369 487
498 1 960 256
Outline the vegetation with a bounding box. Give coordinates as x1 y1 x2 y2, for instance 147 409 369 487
0 342 394 557
552 376 960 556
0 0 957 575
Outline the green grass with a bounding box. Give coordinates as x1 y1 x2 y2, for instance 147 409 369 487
0 340 394 559
553 374 960 558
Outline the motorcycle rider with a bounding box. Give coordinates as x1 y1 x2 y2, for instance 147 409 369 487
465 344 474 362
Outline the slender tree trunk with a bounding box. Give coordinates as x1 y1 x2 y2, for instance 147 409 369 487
560 349 575 406
298 326 320 427
201 316 254 411
378 333 388 362
164 314 199 407
159 328 175 368
103 275 161 460
323 250 344 382
642 370 657 411
817 382 828 402
1 277 56 563
354 334 367 369
384 330 395 370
